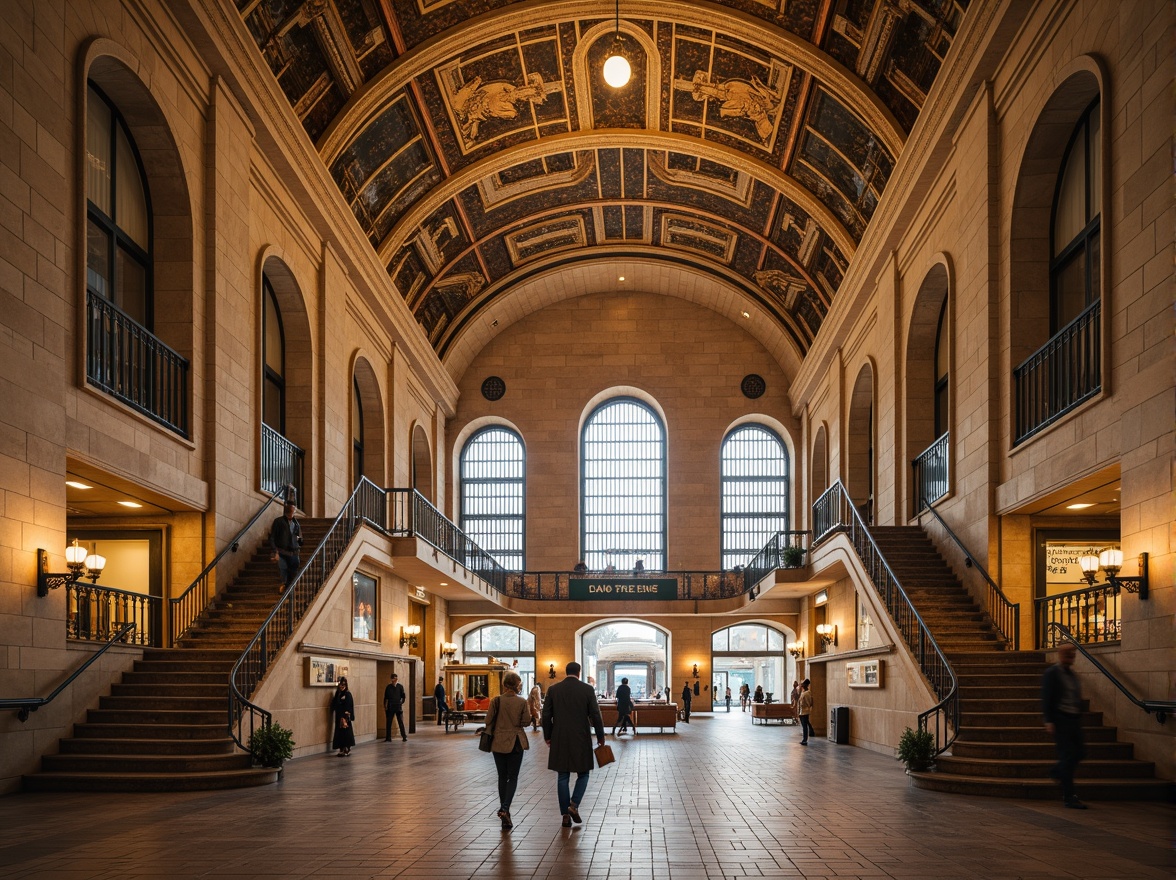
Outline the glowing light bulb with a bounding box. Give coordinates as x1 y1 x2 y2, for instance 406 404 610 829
603 53 631 88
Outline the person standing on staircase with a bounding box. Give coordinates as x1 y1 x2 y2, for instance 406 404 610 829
270 497 303 590
1042 642 1087 809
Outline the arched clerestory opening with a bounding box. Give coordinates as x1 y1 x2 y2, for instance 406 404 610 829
846 363 875 524
411 423 434 503
906 260 951 515
351 356 386 488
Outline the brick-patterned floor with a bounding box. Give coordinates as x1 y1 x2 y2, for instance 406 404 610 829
1 710 1171 879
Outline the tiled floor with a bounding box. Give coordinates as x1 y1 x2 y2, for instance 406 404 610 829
1 709 1171 879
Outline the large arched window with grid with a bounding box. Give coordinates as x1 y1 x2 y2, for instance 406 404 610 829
581 398 666 571
720 424 789 569
459 427 525 571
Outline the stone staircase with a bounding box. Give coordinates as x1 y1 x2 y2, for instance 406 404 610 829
24 519 332 792
868 525 1170 801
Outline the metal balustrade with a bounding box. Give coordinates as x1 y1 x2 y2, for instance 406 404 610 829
86 290 189 436
1036 583 1120 648
742 530 813 591
912 432 950 511
1013 301 1100 444
812 482 958 753
67 583 160 647
261 423 305 502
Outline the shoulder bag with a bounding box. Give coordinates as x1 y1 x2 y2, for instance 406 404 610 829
478 696 500 752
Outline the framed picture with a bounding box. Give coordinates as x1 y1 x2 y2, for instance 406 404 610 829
352 571 377 642
847 659 883 688
307 656 351 687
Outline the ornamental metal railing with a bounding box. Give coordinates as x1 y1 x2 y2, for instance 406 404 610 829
812 481 958 754
170 486 288 645
387 489 509 593
918 499 1019 649
66 584 159 647
1036 583 1120 648
912 432 950 511
86 290 189 436
228 478 386 756
742 530 813 591
1013 300 1100 444
261 423 305 503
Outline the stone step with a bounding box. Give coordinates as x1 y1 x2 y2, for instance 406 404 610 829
100 695 227 712
123 671 226 686
950 740 1134 760
907 771 1173 801
141 649 240 663
42 752 254 774
87 708 226 726
72 722 228 740
957 685 1040 699
960 710 1101 727
933 756 1157 779
112 682 227 698
59 737 236 756
22 768 280 793
957 725 1119 744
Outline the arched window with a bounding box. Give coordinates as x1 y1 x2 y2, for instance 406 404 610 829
720 425 789 570
934 299 949 438
580 620 668 699
262 277 285 434
351 377 364 487
86 83 151 327
1051 99 1100 331
581 398 666 571
711 623 791 703
460 427 525 571
462 623 536 692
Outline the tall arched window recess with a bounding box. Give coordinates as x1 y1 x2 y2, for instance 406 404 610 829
460 427 526 571
351 377 364 488
720 425 789 570
1051 99 1100 331
260 275 304 500
934 300 949 439
581 398 666 571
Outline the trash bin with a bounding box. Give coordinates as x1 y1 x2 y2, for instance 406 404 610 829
828 705 849 743
423 695 436 719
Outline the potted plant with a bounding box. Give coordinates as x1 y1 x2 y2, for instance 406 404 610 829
896 726 935 772
782 544 806 568
249 721 295 769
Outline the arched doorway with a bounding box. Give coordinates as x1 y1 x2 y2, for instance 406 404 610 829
579 620 668 699
457 621 536 695
711 622 794 707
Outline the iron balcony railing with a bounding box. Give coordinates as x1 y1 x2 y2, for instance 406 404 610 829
261 423 305 503
742 530 813 590
170 486 288 645
229 478 386 757
919 499 1019 649
1047 623 1174 724
1036 583 1120 648
2 623 136 722
67 582 160 647
912 432 950 512
813 482 958 754
1013 300 1100 444
387 489 510 593
86 290 189 436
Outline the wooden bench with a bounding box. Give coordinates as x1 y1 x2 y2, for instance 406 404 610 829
601 702 678 733
751 702 797 725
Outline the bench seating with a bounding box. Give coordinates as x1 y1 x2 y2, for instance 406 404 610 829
600 702 678 733
751 702 797 725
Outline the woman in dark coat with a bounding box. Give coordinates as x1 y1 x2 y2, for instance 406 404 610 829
330 677 356 756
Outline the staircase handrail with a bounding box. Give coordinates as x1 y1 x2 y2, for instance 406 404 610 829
918 498 1020 649
812 482 959 753
741 530 813 593
170 486 288 645
1 623 136 721
1046 623 1174 724
228 478 387 755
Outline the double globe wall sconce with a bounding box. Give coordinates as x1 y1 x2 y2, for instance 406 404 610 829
1079 550 1149 600
816 624 838 647
787 640 805 659
399 624 420 649
38 539 106 597
439 641 457 661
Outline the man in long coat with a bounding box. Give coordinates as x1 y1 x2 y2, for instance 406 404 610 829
542 661 605 827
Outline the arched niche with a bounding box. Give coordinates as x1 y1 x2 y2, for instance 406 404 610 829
411 422 434 503
351 354 386 487
905 257 952 515
846 362 875 523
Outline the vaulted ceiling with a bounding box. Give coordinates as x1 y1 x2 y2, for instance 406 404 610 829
236 0 968 365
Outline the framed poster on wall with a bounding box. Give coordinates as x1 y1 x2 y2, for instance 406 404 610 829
307 656 351 687
846 659 883 688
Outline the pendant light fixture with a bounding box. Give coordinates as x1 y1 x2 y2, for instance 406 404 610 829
603 0 631 88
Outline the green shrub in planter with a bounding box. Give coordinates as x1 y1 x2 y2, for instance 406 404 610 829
896 726 935 770
249 721 295 768
781 544 806 568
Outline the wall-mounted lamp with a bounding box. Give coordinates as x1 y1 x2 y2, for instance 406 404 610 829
691 663 699 679
816 623 837 647
548 663 557 680
399 624 420 649
787 640 805 659
1079 550 1149 600
602 0 631 88
37 539 106 597
440 641 457 661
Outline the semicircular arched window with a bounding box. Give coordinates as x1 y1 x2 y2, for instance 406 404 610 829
581 398 666 571
459 427 526 571
720 424 789 570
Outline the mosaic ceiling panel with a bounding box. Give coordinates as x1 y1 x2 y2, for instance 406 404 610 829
236 0 969 361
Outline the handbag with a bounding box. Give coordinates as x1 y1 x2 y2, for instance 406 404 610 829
594 743 615 767
478 696 501 752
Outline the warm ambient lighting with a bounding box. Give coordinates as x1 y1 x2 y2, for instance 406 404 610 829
1066 502 1095 510
788 640 804 659
440 641 457 661
741 310 751 318
117 500 142 508
691 663 699 679
602 0 630 88
816 623 837 647
1081 549 1149 599
548 662 557 679
399 624 421 649
37 539 106 597
65 480 92 490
